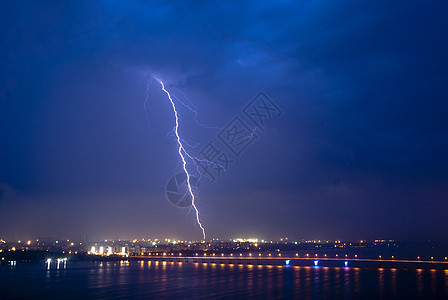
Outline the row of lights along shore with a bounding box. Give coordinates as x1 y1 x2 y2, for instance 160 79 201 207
139 252 448 261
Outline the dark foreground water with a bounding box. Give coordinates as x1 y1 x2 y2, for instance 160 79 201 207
1 261 448 299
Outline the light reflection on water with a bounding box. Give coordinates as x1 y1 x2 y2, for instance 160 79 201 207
445 270 448 295
417 268 424 297
390 268 397 297
1 261 448 299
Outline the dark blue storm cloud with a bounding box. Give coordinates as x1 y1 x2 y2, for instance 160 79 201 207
1 1 447 240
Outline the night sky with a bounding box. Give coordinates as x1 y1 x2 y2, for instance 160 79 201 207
1 1 447 241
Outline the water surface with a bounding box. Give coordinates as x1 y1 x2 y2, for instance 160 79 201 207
1 261 448 299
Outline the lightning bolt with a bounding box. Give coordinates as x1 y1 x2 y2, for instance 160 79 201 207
157 79 206 240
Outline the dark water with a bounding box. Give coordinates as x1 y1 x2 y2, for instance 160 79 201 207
1 261 448 299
